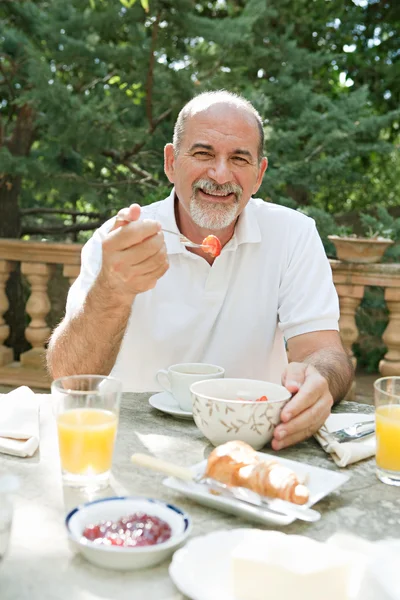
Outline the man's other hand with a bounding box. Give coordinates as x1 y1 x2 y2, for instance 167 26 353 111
272 362 333 450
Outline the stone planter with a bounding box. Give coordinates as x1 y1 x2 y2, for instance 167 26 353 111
328 235 394 264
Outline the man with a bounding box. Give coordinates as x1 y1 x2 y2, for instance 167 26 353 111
47 90 353 450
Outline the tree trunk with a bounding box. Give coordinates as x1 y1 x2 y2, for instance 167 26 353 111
0 104 36 359
0 176 22 238
0 177 30 359
285 184 309 206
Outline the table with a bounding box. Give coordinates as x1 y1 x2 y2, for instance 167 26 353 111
1 393 399 600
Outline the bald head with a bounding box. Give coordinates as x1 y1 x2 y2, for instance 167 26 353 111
173 91 264 164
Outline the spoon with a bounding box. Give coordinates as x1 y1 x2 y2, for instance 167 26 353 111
115 217 221 257
162 229 221 256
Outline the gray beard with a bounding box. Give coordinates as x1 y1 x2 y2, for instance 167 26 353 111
189 179 242 230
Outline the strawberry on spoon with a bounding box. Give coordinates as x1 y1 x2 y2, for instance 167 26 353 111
158 228 221 257
201 235 222 257
113 212 222 258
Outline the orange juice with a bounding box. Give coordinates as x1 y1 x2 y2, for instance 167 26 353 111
57 408 117 475
375 405 400 472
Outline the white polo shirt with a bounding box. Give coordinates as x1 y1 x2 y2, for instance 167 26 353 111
66 189 339 392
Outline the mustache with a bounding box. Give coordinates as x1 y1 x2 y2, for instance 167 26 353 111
192 178 242 200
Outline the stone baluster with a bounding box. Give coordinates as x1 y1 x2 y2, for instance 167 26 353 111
63 264 81 287
20 262 55 369
0 260 15 366
335 283 365 400
336 284 365 366
379 288 400 377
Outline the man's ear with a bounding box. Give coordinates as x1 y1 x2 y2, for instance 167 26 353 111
164 143 175 184
252 156 268 195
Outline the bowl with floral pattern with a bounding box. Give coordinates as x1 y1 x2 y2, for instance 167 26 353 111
190 378 291 450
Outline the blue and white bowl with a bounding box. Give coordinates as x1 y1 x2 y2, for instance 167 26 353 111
66 496 192 570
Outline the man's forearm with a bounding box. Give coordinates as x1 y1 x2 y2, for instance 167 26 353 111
302 348 354 404
47 278 133 379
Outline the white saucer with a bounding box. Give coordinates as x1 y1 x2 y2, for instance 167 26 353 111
149 392 193 420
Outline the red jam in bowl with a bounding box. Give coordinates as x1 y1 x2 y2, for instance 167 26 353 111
82 512 172 547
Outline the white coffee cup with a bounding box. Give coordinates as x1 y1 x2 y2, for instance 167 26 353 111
155 363 225 412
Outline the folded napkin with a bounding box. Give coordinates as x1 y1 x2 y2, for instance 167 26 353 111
315 412 375 467
0 386 39 457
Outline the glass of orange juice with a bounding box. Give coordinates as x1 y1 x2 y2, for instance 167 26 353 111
51 375 122 490
374 376 400 487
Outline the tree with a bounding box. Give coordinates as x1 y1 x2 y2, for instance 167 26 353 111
185 0 399 212
337 0 399 135
0 0 206 238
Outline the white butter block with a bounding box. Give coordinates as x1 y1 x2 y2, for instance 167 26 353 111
232 530 353 600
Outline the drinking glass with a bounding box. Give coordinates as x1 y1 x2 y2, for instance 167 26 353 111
374 376 400 486
52 375 122 490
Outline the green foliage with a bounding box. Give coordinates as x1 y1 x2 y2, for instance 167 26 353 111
119 0 149 10
1 0 399 238
186 0 399 214
358 207 400 262
360 207 400 241
0 1 398 228
335 225 355 237
140 185 171 206
0 0 194 235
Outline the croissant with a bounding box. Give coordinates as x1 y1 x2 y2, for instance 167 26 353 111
205 440 309 505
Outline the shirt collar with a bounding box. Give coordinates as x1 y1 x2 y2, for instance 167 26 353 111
227 198 261 251
155 188 262 255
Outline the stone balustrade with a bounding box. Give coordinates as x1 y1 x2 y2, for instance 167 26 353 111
0 239 81 389
331 260 400 378
0 239 399 391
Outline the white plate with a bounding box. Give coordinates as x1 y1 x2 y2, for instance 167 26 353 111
170 529 365 600
169 529 262 600
163 453 349 526
149 392 193 420
170 529 248 600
